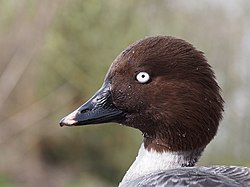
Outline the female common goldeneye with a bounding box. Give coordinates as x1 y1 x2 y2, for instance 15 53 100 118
60 36 250 187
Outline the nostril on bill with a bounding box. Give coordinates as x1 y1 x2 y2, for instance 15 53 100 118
80 108 90 113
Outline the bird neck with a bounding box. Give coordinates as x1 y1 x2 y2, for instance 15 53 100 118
119 143 203 187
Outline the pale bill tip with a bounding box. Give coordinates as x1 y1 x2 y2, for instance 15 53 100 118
59 117 77 127
60 118 78 126
59 110 79 126
64 119 77 125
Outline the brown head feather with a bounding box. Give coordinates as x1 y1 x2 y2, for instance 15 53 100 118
106 36 224 152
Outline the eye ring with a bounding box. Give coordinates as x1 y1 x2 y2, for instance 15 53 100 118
136 72 150 83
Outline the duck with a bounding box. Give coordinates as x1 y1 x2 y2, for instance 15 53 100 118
59 36 250 187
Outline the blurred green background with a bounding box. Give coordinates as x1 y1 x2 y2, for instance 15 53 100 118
0 0 250 186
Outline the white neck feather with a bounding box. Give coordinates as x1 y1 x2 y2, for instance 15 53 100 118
119 143 201 187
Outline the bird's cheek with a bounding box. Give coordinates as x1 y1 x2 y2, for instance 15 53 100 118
111 88 130 110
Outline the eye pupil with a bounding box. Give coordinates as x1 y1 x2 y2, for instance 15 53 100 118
142 75 145 78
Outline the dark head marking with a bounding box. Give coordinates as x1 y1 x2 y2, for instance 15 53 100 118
106 36 224 153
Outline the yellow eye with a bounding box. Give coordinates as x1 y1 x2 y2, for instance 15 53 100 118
136 72 150 83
